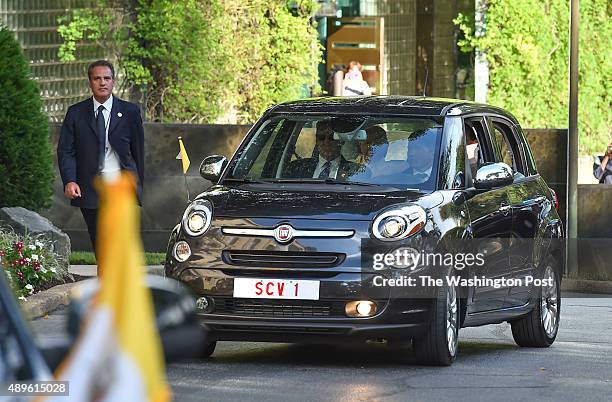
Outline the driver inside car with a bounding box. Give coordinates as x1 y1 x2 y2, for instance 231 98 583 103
285 120 366 180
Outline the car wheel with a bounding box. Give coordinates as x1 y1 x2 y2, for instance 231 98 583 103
201 341 217 358
413 279 459 366
511 264 560 347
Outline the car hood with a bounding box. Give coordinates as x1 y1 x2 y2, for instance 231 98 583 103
198 185 444 221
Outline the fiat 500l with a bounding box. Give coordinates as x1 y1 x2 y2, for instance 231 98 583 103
165 97 564 366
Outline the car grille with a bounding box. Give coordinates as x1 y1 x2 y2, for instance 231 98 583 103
212 297 346 318
223 250 345 268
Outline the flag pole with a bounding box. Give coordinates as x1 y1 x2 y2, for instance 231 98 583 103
183 171 191 202
178 136 191 202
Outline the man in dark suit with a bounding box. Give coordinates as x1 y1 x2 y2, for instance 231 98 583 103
57 60 144 252
286 121 366 180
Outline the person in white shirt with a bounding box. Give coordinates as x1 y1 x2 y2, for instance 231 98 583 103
342 61 372 97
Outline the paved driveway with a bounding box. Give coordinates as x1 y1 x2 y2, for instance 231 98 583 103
31 293 612 401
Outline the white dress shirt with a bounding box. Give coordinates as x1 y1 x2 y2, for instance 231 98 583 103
313 156 341 179
93 95 121 178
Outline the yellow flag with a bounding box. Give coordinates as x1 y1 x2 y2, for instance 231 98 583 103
178 137 190 174
50 173 171 402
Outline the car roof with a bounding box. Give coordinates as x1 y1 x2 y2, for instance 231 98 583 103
270 96 519 124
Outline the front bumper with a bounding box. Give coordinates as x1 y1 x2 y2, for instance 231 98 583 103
175 267 435 342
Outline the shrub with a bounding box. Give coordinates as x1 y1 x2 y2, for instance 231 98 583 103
0 27 54 211
57 0 322 124
0 229 68 301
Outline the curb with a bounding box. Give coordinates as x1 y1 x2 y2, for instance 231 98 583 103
24 265 165 320
561 278 612 294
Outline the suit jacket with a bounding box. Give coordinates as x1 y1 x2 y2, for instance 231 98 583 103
286 156 367 180
57 96 145 209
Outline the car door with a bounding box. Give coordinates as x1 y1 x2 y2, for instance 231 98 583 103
463 116 513 312
488 118 545 307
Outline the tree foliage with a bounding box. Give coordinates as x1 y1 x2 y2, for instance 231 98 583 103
455 0 611 154
0 27 54 211
57 0 322 124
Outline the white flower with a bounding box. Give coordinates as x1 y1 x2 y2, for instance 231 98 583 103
28 245 36 250
32 254 38 261
18 296 27 302
25 284 34 290
25 258 31 262
35 241 43 248
50 267 57 273
40 267 47 273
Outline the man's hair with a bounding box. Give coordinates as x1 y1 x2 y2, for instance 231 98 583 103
365 126 387 145
87 60 115 79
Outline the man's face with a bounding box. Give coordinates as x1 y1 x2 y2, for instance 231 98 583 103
88 66 114 102
316 125 341 161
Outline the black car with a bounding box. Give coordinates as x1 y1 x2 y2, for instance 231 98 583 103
165 96 564 366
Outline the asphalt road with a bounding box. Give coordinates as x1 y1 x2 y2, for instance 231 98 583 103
31 293 612 402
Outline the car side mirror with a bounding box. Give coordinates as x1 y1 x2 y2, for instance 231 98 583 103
67 276 206 363
199 155 228 182
474 162 514 189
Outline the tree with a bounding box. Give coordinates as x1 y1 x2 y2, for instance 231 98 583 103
57 0 322 124
0 27 54 211
455 0 611 155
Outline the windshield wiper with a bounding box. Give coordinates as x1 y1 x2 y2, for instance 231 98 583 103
223 177 270 184
323 178 382 187
269 178 381 187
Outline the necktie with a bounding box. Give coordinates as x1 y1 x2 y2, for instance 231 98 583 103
318 161 331 179
96 105 106 172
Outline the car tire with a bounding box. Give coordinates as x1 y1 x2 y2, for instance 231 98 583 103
511 264 560 347
201 341 217 358
413 279 459 366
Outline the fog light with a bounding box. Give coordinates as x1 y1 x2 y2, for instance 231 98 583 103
345 300 377 317
173 241 191 262
195 296 210 312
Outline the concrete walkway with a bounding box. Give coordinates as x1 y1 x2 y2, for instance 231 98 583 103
69 264 164 277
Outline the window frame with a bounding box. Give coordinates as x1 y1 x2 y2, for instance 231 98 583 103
462 115 497 187
486 116 528 176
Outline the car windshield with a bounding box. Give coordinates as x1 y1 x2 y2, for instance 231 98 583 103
226 115 443 191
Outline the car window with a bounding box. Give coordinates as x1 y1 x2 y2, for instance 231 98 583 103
489 119 525 177
226 115 444 191
463 117 494 185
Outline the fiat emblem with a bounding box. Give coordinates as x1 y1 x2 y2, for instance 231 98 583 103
274 224 294 243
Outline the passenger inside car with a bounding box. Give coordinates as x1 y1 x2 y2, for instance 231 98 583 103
401 129 437 183
355 125 388 165
465 123 482 179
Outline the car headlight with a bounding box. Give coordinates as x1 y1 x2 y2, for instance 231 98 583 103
372 205 427 241
182 199 213 236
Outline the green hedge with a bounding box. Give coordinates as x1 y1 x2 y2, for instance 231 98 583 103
57 0 322 124
0 27 54 211
455 0 611 155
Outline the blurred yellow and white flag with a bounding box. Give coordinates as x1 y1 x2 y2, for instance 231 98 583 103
49 173 171 402
176 137 190 174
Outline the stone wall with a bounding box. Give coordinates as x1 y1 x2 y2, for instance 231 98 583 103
45 123 251 252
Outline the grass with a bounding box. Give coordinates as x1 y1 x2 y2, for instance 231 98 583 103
70 251 166 265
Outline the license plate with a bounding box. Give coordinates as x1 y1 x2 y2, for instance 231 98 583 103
233 278 320 300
